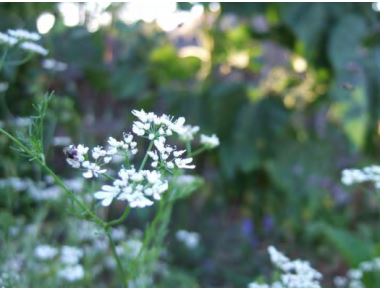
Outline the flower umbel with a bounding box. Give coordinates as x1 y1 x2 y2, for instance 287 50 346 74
64 109 219 208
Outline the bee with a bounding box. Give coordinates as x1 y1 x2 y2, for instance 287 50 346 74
63 145 78 160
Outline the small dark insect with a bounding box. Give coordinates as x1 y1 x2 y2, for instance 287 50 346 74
63 145 78 159
341 82 355 91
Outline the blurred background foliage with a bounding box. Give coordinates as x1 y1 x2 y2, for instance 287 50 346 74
0 2 380 287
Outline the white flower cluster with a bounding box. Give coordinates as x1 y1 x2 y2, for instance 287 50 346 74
65 109 219 209
341 165 380 189
200 133 220 148
34 244 84 283
0 176 84 201
94 167 168 208
42 58 68 72
0 29 48 55
34 244 58 260
175 230 200 249
248 246 322 288
334 257 380 288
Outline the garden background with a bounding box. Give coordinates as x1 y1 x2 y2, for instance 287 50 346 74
0 2 380 287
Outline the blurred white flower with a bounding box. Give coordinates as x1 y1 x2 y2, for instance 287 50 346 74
7 29 41 41
176 230 200 249
20 41 48 56
0 82 9 93
0 32 17 46
58 264 84 282
60 246 83 265
178 124 200 142
42 58 67 71
82 160 107 178
52 136 72 146
341 165 380 189
200 133 220 148
249 246 322 288
34 244 58 260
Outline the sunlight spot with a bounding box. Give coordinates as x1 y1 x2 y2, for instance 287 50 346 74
37 12 55 34
292 56 308 73
209 2 221 13
58 3 81 27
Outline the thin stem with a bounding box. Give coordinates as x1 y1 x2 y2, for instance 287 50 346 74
186 141 192 157
190 146 208 157
129 193 173 281
0 128 105 227
107 140 155 227
106 228 128 287
0 48 9 71
139 140 154 170
102 173 115 181
4 52 33 67
107 206 131 226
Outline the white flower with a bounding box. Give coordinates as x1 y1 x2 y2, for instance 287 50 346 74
248 281 270 288
0 82 9 93
247 246 323 288
82 161 106 178
94 185 120 206
92 146 106 160
20 41 48 56
60 246 83 265
176 230 200 249
52 136 72 147
334 276 347 287
64 109 209 209
177 125 200 142
58 264 84 282
111 227 126 241
132 109 150 123
175 157 195 169
42 58 67 71
34 244 58 260
7 29 41 41
341 165 380 189
200 134 220 148
132 109 189 139
0 32 17 46
93 167 169 208
108 137 126 149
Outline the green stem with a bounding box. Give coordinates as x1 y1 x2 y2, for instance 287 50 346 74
139 140 154 170
0 128 104 227
0 48 8 71
107 140 155 227
129 193 173 282
106 227 128 287
4 52 33 67
108 206 131 226
190 146 208 157
186 141 192 157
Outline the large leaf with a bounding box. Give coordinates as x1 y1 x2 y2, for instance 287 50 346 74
327 14 370 149
321 225 375 267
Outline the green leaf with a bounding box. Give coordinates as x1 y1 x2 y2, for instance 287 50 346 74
328 14 367 70
169 175 204 201
321 225 375 267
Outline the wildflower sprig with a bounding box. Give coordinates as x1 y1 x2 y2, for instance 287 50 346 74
248 246 322 288
0 27 220 288
64 109 219 210
0 29 48 71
